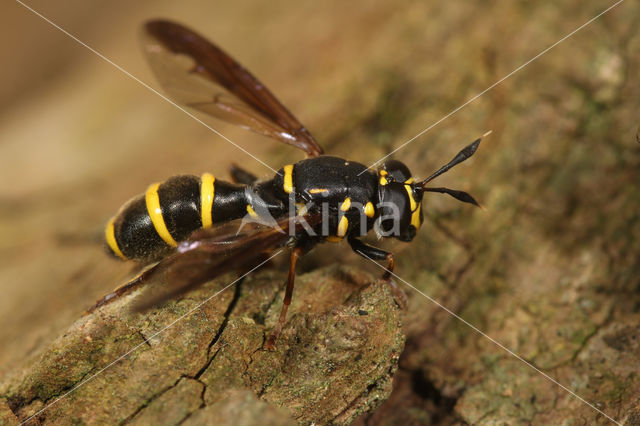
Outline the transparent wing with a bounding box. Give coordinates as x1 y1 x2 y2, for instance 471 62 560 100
142 19 324 157
86 214 320 313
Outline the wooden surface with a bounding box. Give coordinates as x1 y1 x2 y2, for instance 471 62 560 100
1 0 639 424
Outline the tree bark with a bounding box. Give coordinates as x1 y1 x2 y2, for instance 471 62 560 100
0 266 405 425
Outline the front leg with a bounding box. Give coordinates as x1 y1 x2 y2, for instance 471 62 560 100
348 237 408 310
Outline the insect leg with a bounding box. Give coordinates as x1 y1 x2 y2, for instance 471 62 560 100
348 237 408 310
229 163 258 184
84 268 152 314
264 246 304 350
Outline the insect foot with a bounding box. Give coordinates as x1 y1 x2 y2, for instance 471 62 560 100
380 277 409 311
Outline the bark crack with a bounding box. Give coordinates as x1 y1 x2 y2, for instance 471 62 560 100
120 375 207 425
137 330 152 348
335 364 404 424
11 367 95 424
546 305 614 370
120 279 244 424
195 278 244 379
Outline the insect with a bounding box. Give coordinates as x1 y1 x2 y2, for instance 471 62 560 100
93 19 486 349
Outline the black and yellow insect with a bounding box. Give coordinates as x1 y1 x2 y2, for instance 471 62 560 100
95 20 485 349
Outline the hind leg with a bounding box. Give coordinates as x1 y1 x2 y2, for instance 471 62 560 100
84 269 149 314
229 163 258 184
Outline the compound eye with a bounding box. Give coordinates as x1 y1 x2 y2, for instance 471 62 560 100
411 185 424 204
381 160 412 182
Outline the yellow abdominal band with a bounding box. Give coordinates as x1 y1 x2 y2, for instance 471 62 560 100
200 173 215 228
146 182 178 247
105 217 127 260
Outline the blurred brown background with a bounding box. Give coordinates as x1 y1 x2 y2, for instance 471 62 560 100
1 0 639 423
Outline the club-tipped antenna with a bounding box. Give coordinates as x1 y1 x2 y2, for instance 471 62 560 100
420 130 491 186
423 187 482 208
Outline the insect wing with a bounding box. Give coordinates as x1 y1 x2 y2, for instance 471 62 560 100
142 19 323 157
130 213 319 311
87 217 286 313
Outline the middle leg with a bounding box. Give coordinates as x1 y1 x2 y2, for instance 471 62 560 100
264 246 304 350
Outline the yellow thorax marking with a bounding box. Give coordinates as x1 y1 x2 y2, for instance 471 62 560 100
337 215 349 237
340 197 351 212
200 173 215 229
105 217 127 260
246 204 258 218
145 182 178 247
309 188 328 194
364 201 375 218
379 169 389 186
283 164 294 194
295 202 309 216
325 236 343 243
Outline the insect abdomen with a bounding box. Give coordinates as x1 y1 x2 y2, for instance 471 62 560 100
106 175 210 261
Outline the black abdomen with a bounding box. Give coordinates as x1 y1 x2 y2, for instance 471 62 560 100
105 174 248 261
